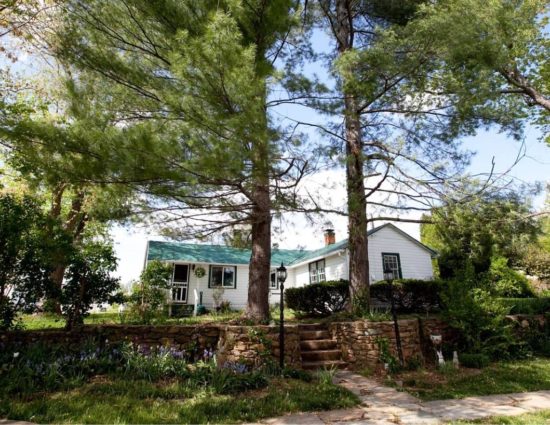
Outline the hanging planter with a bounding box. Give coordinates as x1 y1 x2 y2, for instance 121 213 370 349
194 266 206 278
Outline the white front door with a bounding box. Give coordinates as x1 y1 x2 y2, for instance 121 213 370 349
172 264 189 303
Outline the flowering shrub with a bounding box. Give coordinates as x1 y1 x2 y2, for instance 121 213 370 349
0 339 122 395
121 342 192 381
0 338 300 398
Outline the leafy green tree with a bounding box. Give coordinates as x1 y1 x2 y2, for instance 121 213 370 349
128 260 172 324
421 193 540 278
519 245 550 282
0 193 58 329
411 0 549 142
0 81 135 312
539 188 550 252
61 237 122 328
222 226 253 249
487 256 534 298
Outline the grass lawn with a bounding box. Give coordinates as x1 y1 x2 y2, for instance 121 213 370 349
19 308 441 330
453 409 550 424
18 310 243 330
1 376 358 424
395 357 550 401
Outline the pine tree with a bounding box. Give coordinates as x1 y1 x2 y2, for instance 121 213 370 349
46 0 304 321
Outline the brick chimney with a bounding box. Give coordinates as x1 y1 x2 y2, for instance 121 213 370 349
323 227 336 246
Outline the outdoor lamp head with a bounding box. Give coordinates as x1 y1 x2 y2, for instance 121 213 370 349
276 262 287 283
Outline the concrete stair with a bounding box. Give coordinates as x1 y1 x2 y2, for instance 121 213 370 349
299 324 346 370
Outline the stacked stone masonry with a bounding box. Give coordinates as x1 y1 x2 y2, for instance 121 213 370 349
2 316 539 370
328 319 426 369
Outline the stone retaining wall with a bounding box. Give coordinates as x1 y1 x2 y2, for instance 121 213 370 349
328 319 425 369
0 323 303 368
217 325 302 368
0 324 221 353
2 315 542 370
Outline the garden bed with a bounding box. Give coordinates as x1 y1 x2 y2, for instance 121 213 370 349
384 357 550 401
0 340 358 424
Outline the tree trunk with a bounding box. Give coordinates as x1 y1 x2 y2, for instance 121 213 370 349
246 184 272 322
66 275 86 330
47 188 88 315
345 98 370 310
47 184 66 314
49 265 65 314
335 0 370 311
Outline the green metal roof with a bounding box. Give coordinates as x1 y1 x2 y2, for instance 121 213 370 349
146 223 436 267
147 240 309 267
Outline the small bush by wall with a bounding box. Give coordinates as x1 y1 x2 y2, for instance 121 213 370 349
497 297 550 315
370 279 443 314
285 280 349 316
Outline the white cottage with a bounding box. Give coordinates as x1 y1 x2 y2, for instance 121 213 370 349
143 223 437 312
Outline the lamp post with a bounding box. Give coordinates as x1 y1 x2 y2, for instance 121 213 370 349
277 262 288 369
384 266 404 367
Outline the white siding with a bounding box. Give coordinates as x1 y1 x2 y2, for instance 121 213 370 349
293 263 310 287
290 251 348 288
165 262 302 308
167 262 249 310
367 226 433 282
325 253 347 281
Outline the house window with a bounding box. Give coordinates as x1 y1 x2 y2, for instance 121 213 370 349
270 271 278 290
172 264 189 303
309 259 326 284
382 253 402 279
209 265 237 288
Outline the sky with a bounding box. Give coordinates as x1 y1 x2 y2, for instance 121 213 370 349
1 16 549 287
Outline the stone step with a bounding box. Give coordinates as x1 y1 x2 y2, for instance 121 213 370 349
298 323 327 331
300 339 337 351
301 349 342 361
300 330 331 340
302 359 347 370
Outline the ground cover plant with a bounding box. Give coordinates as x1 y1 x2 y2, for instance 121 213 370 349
0 340 358 424
393 357 550 401
453 409 550 425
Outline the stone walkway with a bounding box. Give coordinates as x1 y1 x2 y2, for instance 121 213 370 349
256 371 550 424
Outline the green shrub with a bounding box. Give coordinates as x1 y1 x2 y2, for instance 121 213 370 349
376 337 401 374
370 279 443 314
441 273 518 360
496 297 550 314
209 369 269 394
514 315 550 356
488 257 535 298
458 353 490 369
127 260 172 324
285 280 349 317
281 367 313 382
405 355 423 371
